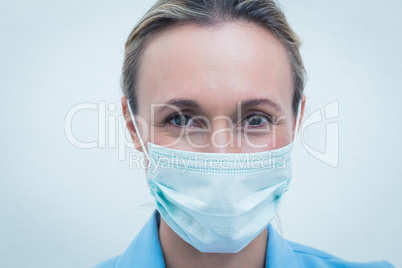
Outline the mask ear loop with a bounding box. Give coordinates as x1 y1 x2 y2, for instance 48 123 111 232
126 100 151 160
290 100 303 156
127 100 157 209
284 100 303 193
276 101 303 234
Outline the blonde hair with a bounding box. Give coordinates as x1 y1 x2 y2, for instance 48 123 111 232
122 0 306 118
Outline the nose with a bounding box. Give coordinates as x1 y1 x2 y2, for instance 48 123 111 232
205 117 242 154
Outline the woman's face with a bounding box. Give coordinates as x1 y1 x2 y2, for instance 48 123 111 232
123 21 304 154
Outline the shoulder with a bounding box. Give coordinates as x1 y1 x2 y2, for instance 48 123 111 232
92 211 165 268
92 255 120 268
287 240 394 268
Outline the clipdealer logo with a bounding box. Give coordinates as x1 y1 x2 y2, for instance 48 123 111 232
64 100 339 167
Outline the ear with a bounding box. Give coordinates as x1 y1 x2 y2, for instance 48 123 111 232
292 94 306 142
121 96 144 152
297 94 306 134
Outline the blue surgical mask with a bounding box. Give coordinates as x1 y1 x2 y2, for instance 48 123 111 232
127 101 301 253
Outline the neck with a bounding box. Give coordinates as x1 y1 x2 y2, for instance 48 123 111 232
159 218 268 268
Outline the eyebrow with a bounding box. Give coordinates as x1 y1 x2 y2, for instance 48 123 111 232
152 99 200 115
239 98 282 113
152 97 282 115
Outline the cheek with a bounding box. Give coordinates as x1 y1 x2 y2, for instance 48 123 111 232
271 125 292 149
146 126 181 145
242 123 292 152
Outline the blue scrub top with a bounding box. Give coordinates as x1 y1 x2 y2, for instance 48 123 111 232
94 210 393 268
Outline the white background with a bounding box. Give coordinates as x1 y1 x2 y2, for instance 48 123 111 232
1 0 401 267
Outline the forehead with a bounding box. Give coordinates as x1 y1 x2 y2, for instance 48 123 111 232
136 21 293 115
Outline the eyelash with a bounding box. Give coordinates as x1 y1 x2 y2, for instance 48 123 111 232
243 112 275 128
162 112 276 128
163 112 196 127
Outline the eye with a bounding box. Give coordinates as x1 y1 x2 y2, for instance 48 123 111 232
166 113 195 127
246 115 267 126
243 113 274 128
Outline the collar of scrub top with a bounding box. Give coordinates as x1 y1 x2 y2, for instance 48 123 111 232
113 210 300 268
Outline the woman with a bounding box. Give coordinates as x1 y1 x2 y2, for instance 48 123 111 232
95 0 393 267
